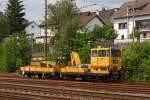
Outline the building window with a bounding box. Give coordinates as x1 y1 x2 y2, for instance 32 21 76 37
121 35 124 40
143 33 147 38
119 23 127 29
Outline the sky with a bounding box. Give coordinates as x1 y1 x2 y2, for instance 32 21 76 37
0 0 125 24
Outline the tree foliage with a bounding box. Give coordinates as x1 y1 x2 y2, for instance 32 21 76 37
0 0 30 72
3 33 31 72
93 25 117 40
130 28 140 41
68 31 95 63
123 41 150 82
0 12 9 41
0 44 6 72
5 0 27 35
48 0 80 41
47 0 80 63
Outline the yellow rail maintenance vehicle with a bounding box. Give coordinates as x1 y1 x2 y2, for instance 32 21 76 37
20 45 123 81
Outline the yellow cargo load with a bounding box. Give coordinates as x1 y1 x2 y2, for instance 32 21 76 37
30 61 56 67
20 66 58 73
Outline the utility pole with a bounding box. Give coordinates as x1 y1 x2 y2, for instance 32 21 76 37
127 0 129 39
132 0 135 43
44 0 48 60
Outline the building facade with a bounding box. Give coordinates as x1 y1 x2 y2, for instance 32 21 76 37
113 0 150 43
25 21 41 40
35 28 55 44
79 9 115 31
25 21 55 44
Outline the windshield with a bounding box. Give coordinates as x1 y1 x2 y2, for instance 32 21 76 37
111 50 121 57
98 50 106 57
92 50 97 57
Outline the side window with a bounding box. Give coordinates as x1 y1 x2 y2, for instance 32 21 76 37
98 50 106 57
119 23 127 29
92 50 97 57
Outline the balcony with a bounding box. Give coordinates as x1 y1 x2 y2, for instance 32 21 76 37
136 20 150 32
114 38 150 44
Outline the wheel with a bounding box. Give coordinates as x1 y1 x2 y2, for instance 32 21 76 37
27 73 31 78
118 69 125 83
38 73 42 78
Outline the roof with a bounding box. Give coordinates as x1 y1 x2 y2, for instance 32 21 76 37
98 9 115 25
27 21 39 27
79 9 115 26
113 0 150 19
79 12 97 26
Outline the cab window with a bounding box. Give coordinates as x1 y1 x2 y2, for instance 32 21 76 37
111 50 121 57
107 50 110 56
92 50 97 57
98 50 106 57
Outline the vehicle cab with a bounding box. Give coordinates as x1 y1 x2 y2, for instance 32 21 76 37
90 46 122 74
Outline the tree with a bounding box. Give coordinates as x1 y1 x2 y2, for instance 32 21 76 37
3 33 31 72
47 0 80 63
123 41 150 82
48 0 80 41
5 0 27 35
0 12 9 41
0 44 6 72
93 25 118 40
130 27 140 42
67 31 95 63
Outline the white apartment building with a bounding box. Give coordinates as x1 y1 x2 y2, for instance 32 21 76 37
113 0 150 44
25 21 55 44
35 28 55 43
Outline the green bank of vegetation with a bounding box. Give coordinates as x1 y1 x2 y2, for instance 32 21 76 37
0 0 31 72
123 41 150 82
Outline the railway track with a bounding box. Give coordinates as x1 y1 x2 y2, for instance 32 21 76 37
0 76 150 100
0 81 150 100
0 76 150 94
0 89 68 100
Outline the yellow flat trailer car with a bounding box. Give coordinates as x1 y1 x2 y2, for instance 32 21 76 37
20 61 59 78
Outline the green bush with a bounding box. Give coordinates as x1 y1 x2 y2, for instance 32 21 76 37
0 44 6 72
123 41 150 82
3 33 31 72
